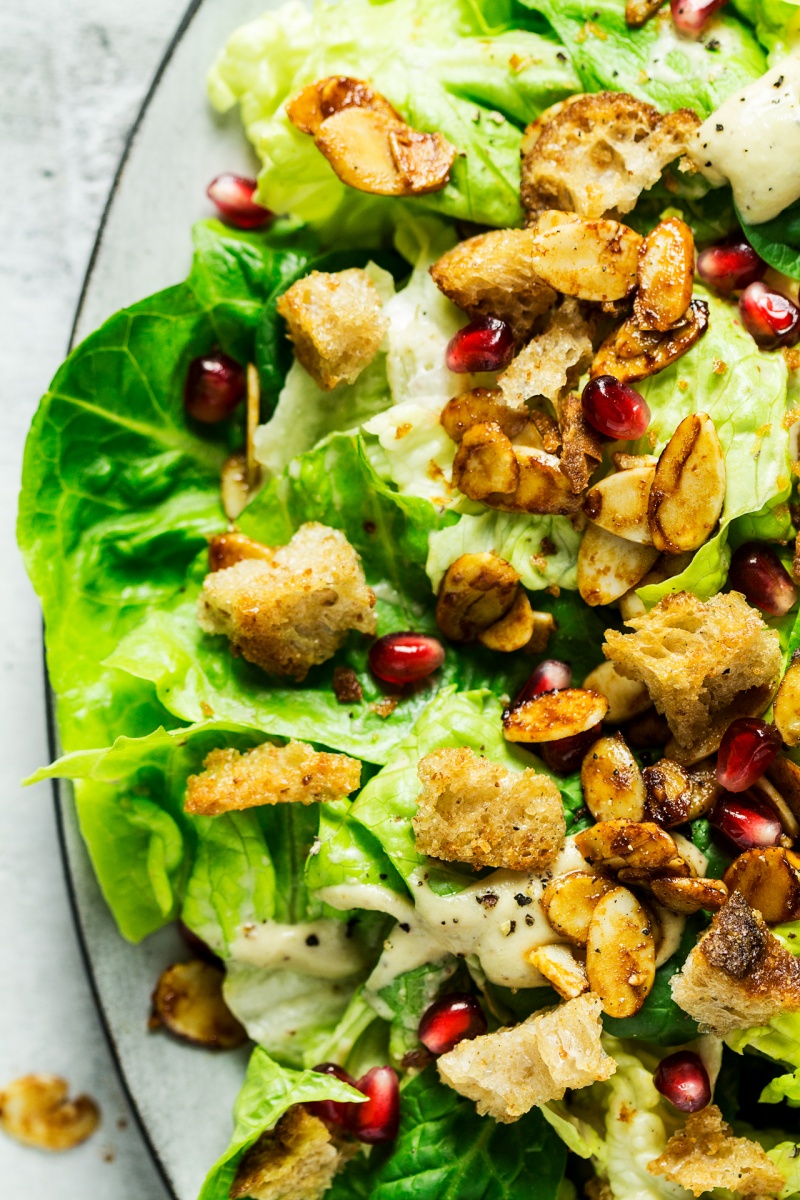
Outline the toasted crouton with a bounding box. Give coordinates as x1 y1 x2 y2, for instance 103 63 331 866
413 747 565 871
197 522 377 681
603 591 782 759
277 268 387 391
429 229 557 342
437 993 615 1122
230 1106 358 1200
184 740 361 816
670 892 800 1035
521 92 700 221
647 1105 786 1198
498 299 592 411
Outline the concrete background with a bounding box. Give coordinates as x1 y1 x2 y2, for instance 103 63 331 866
1 1 190 1193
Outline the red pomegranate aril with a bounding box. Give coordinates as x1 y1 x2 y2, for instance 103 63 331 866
728 542 799 616
418 993 487 1056
446 317 515 374
308 1062 358 1126
739 282 800 349
716 718 781 793
654 1051 711 1113
347 1066 399 1144
369 633 445 685
581 376 651 441
540 723 603 774
670 0 728 35
696 241 765 295
185 351 246 423
710 792 783 852
207 174 273 230
515 659 572 705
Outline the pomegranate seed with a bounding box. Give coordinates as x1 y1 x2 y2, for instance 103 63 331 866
369 633 445 685
729 542 799 616
207 174 273 230
696 241 765 295
710 792 783 852
739 282 800 349
418 994 487 1056
347 1066 399 1144
184 351 246 424
446 317 515 374
581 376 651 440
716 718 781 793
515 659 572 705
541 723 603 774
654 1051 711 1113
308 1063 357 1126
670 0 728 35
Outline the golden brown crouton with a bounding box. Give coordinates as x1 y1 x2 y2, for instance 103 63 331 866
647 1105 786 1198
197 522 377 681
521 92 700 221
184 740 361 816
498 299 593 411
429 228 557 342
230 1106 358 1200
670 892 800 1035
413 747 565 871
437 993 615 1122
603 591 782 759
277 268 387 391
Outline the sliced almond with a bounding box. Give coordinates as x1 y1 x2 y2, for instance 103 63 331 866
436 553 520 642
648 413 726 553
582 661 651 724
150 960 247 1049
767 755 800 821
575 819 690 877
591 299 709 383
578 522 659 607
528 214 642 302
313 107 456 197
0 1075 100 1152
452 422 519 500
286 76 401 136
625 0 664 27
208 532 274 573
527 944 589 999
503 688 608 743
527 610 557 654
581 734 646 823
440 388 529 444
723 847 800 924
774 655 800 747
478 590 535 652
389 125 458 194
585 886 656 1017
650 876 729 915
541 871 616 945
643 758 693 828
613 452 659 471
490 446 581 517
584 467 656 545
633 217 694 332
246 363 262 492
685 759 724 822
221 452 250 521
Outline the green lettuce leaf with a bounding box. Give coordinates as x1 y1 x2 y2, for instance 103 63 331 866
727 1012 800 1110
427 510 582 593
731 0 800 61
740 197 800 281
602 919 701 1046
766 1139 800 1198
371 960 460 1068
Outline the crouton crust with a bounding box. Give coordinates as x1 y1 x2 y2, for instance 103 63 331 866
437 993 615 1122
670 892 800 1035
647 1105 786 1198
429 229 557 342
197 522 377 681
413 747 565 871
603 591 782 759
521 91 699 221
184 740 361 816
498 299 593 411
277 268 387 391
230 1106 358 1200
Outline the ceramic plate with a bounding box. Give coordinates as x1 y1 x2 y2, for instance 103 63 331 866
50 2 282 1195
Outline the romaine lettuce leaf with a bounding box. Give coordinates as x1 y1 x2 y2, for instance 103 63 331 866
427 510 582 593
727 1012 800 1110
740 197 800 281
766 1139 800 1198
731 0 800 62
370 959 460 1067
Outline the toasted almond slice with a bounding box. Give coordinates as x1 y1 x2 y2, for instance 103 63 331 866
625 0 664 26
578 522 659 607
685 759 723 822
582 661 651 724
221 452 250 521
478 590 536 652
581 734 646 823
750 776 800 839
767 755 800 821
633 218 695 332
314 107 456 197
503 688 609 743
541 871 617 945
723 847 800 924
0 1075 100 1152
150 960 247 1050
208 532 274 573
441 388 530 444
584 467 656 545
585 886 656 1017
591 299 709 383
528 944 589 999
246 363 262 492
452 422 519 501
527 610 557 654
494 446 582 516
650 876 729 915
575 819 690 876
286 76 401 136
643 758 693 828
528 214 642 302
648 413 726 553
389 125 458 193
436 553 520 643
613 452 660 471
774 655 800 747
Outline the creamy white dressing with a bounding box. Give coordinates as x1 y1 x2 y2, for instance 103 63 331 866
689 54 800 224
229 918 367 979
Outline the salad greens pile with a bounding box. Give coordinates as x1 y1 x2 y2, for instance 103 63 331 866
18 0 800 1197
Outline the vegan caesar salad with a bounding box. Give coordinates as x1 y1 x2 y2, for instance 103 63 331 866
14 0 800 1195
